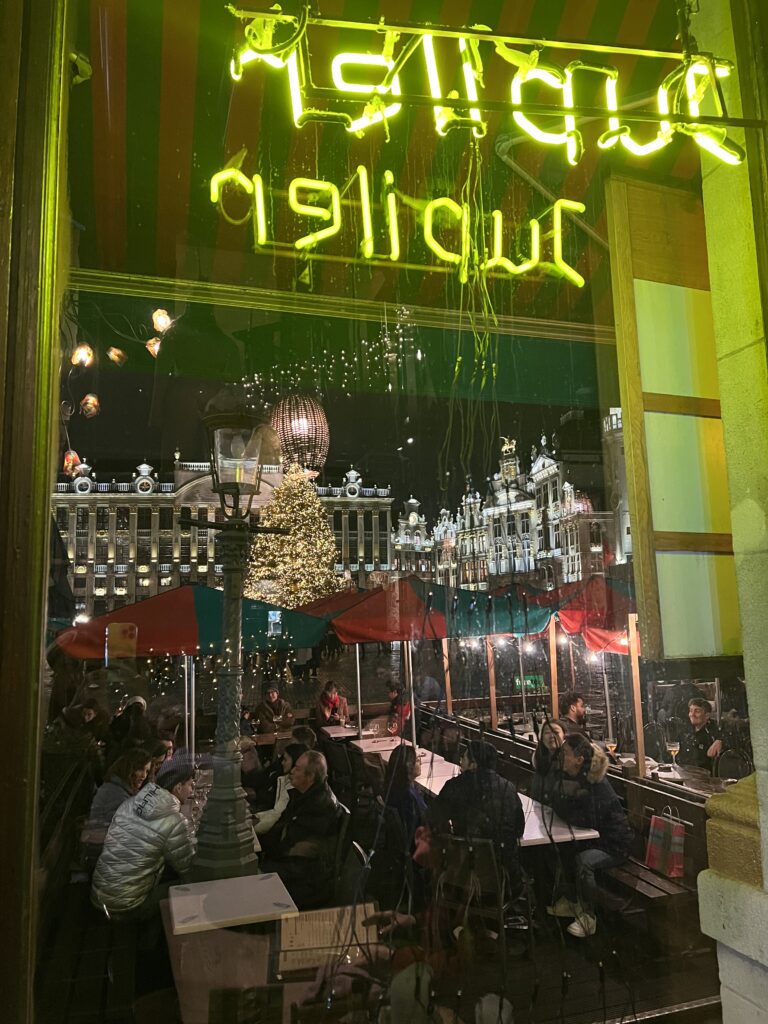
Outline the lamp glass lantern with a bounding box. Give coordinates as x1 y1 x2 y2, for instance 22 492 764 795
204 411 265 519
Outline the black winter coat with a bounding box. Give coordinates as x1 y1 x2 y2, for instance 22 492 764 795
270 779 342 860
427 769 525 878
548 747 633 858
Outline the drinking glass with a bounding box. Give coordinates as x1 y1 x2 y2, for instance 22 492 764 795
606 739 618 756
667 740 680 768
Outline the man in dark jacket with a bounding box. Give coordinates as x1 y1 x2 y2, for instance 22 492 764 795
677 696 722 771
255 686 295 734
548 733 633 938
260 750 343 908
557 691 590 736
427 740 525 894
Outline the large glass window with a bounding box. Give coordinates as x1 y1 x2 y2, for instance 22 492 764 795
28 1 767 1022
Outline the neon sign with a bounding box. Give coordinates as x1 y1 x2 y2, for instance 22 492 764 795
210 165 586 287
227 10 745 167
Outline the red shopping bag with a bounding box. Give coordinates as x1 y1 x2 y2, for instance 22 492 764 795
644 806 685 878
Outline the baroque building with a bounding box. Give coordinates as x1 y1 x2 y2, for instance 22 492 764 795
53 459 393 616
391 496 434 579
432 431 628 593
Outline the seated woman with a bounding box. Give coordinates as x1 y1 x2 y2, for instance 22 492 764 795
253 743 307 835
82 748 151 869
316 681 347 726
530 720 565 805
383 744 426 843
548 733 634 939
386 685 412 737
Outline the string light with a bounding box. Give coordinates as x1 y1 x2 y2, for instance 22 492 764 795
71 344 94 367
152 308 173 333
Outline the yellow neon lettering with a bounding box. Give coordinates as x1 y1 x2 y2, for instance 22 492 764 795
330 52 402 135
599 73 673 156
383 170 400 262
210 168 254 226
421 35 449 135
356 165 374 258
423 197 470 282
537 198 586 288
684 59 745 165
482 211 540 276
459 37 486 139
288 177 342 250
563 62 618 166
511 66 573 157
252 173 267 246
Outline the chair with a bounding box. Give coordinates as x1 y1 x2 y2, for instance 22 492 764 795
643 722 666 762
322 742 355 805
335 840 370 904
433 835 509 940
331 803 353 903
714 748 753 780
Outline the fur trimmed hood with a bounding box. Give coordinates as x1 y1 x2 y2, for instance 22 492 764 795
586 743 609 784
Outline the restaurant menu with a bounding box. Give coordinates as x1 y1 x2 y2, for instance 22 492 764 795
277 902 378 973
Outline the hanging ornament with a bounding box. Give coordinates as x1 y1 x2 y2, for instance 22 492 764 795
107 346 127 366
146 337 161 358
271 394 330 477
71 344 94 367
79 393 101 418
62 449 81 476
152 308 172 333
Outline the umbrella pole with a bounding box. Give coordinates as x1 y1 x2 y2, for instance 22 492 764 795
601 652 615 742
548 617 559 723
485 636 498 731
183 656 190 753
406 640 417 748
355 643 363 740
189 655 196 762
518 640 528 719
441 637 453 715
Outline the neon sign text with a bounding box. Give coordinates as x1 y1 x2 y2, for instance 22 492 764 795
210 165 586 287
229 13 745 166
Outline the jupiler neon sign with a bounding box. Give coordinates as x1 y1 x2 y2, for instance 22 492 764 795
210 164 587 287
227 9 746 166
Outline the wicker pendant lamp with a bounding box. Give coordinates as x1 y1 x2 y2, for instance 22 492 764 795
271 394 330 477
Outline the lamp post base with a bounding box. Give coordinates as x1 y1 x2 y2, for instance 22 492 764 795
191 757 259 881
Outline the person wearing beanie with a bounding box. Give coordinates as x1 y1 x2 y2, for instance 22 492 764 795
91 754 196 920
255 685 295 734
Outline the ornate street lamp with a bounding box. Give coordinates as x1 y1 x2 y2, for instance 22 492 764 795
190 397 284 880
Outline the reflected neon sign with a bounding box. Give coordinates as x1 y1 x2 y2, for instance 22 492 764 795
210 165 586 287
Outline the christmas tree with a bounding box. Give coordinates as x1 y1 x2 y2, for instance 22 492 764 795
245 463 342 608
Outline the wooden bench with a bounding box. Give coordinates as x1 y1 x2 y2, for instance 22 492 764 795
600 857 705 952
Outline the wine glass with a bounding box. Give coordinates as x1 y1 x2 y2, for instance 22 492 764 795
667 739 680 768
606 739 618 756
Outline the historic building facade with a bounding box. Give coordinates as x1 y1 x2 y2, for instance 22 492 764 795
53 460 393 616
391 496 433 579
432 431 628 593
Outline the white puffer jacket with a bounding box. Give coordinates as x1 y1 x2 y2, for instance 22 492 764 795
91 782 195 915
254 774 294 835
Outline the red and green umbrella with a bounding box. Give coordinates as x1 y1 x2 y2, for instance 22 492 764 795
54 584 328 659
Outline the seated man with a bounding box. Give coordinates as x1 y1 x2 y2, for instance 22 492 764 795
260 750 343 908
548 734 634 939
255 685 295 734
91 755 196 920
427 740 525 894
557 691 590 736
677 696 722 771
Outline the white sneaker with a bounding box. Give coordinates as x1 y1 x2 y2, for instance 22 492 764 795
566 910 597 938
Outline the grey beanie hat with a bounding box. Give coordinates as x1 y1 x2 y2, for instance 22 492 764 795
156 754 195 792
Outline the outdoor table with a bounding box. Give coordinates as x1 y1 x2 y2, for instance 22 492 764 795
254 730 293 746
168 874 297 935
320 724 375 741
414 775 600 847
350 736 404 754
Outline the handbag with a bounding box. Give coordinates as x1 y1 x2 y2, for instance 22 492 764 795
644 805 685 878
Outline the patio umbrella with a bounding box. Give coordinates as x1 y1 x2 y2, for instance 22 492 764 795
54 584 328 659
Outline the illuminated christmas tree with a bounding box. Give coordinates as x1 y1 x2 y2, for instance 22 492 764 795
245 463 342 608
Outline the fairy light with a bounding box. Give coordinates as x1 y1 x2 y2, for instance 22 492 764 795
71 344 94 367
152 308 173 333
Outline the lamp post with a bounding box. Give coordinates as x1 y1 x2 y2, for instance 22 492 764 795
190 401 284 880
